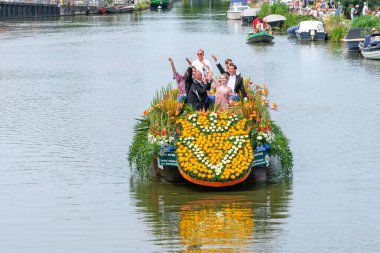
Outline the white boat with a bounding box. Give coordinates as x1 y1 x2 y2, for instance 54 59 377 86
359 34 380 60
263 14 286 28
295 21 327 41
227 3 249 20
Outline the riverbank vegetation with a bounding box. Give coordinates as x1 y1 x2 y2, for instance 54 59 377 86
134 1 150 11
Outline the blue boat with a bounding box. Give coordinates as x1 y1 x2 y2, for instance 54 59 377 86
287 25 299 37
343 27 372 51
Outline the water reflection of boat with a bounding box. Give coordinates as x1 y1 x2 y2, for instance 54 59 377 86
343 27 372 51
129 178 292 252
295 21 326 41
359 34 380 60
247 31 274 43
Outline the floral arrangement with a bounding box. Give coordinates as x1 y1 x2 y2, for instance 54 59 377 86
128 79 293 181
176 112 253 181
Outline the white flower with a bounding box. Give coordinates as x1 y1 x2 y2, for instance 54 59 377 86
257 135 263 141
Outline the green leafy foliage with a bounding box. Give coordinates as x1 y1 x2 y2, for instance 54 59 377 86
269 122 293 178
352 15 380 31
128 118 159 178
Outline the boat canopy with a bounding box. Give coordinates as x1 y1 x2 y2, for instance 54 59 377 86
346 28 372 39
297 21 325 33
242 8 260 17
263 14 286 22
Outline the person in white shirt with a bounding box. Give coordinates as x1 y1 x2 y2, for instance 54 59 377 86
192 49 212 77
362 2 368 15
226 64 247 101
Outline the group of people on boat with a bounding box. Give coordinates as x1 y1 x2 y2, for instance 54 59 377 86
252 18 272 34
168 49 248 111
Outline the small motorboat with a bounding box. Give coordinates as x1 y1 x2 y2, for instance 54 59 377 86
287 25 299 37
295 21 327 41
263 14 286 29
359 34 380 60
241 8 260 26
247 31 274 43
343 27 372 51
227 0 249 20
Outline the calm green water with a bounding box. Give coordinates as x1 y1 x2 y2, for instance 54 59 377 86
1 1 380 252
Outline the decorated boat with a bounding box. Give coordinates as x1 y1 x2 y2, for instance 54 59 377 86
247 32 274 43
129 79 292 187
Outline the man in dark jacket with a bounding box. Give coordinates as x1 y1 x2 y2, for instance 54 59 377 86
211 56 247 101
186 70 211 110
224 64 247 101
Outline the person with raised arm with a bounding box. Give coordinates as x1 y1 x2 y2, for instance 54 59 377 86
168 57 194 97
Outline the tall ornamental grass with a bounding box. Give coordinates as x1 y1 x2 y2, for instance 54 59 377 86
324 16 349 41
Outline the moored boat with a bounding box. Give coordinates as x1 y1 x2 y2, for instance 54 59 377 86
263 14 286 29
343 27 372 51
227 0 249 20
295 20 326 41
359 34 380 60
247 32 274 43
287 25 299 37
241 7 260 26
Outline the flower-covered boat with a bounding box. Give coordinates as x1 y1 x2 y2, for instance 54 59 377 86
129 79 292 187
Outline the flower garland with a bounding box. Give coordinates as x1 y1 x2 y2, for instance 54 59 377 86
176 112 253 181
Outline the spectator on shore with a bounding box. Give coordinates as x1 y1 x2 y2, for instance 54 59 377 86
354 4 360 18
335 1 342 16
362 2 368 15
350 4 355 20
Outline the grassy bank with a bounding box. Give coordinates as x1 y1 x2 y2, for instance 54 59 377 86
327 16 380 41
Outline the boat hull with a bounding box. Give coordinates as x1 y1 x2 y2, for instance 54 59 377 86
247 32 274 43
227 11 241 20
296 31 326 41
359 45 380 60
343 39 365 51
152 150 275 186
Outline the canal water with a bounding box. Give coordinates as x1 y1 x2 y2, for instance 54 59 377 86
1 1 380 252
